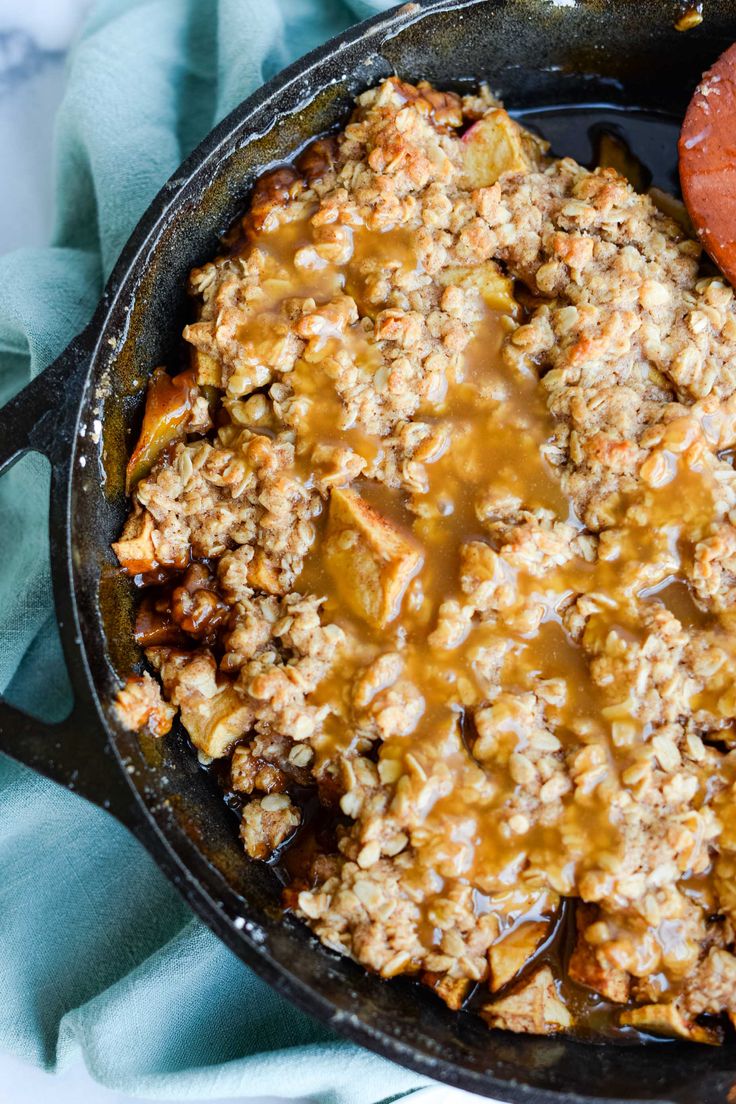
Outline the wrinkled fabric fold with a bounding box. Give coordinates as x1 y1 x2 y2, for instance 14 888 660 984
0 1 431 1099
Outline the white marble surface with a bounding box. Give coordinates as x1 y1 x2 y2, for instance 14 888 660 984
0 2 490 1102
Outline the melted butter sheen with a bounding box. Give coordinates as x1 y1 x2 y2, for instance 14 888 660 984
234 210 736 1011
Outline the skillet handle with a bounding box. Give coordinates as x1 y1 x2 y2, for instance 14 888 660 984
0 334 141 833
0 330 92 476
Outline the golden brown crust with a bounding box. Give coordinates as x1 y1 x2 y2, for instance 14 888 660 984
112 672 175 737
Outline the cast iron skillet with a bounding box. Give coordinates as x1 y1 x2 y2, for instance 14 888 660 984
1 1 735 1100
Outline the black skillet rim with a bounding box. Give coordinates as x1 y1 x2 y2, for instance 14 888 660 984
5 1 735 1101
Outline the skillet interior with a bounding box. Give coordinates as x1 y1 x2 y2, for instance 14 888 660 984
68 1 736 1100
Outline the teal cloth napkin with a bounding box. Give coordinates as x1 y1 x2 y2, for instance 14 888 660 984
0 1 434 1099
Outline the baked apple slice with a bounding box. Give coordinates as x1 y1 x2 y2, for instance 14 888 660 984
325 487 423 629
461 108 547 189
126 366 197 492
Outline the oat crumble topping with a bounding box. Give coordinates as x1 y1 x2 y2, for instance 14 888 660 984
113 78 736 1042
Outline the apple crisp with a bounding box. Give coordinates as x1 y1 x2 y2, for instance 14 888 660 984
113 77 736 1042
